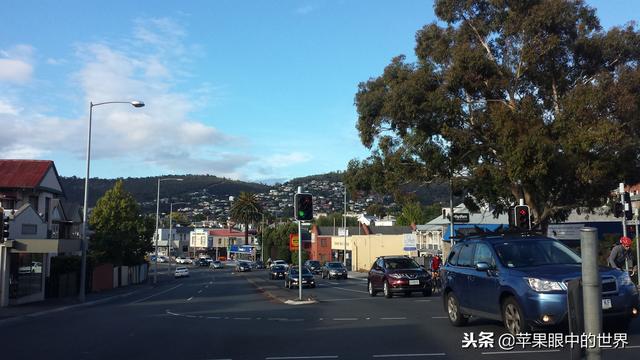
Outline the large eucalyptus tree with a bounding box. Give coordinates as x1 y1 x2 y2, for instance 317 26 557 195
348 0 640 229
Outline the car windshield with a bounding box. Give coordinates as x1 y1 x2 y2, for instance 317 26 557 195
493 240 582 268
327 262 343 268
385 258 420 270
272 265 285 270
290 267 311 275
308 261 320 266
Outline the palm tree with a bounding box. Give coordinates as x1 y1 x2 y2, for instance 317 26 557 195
229 192 263 245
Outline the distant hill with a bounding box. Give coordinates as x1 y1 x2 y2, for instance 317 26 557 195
60 175 271 208
284 171 345 186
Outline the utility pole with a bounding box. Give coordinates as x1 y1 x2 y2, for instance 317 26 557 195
297 186 303 301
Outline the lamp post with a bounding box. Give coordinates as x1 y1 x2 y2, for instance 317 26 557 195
167 201 187 276
79 100 144 303
343 185 348 269
154 178 183 285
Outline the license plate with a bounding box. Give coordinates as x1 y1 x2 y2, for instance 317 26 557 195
602 298 612 309
409 280 420 285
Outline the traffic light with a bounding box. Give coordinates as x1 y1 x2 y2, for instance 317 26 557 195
613 202 624 218
1 215 9 241
294 193 313 221
514 205 531 230
623 192 633 220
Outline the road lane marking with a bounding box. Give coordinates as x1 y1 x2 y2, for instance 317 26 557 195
380 317 407 320
372 354 446 358
322 297 376 302
130 284 183 304
333 318 358 321
265 356 338 360
187 296 193 301
207 316 221 319
481 350 561 355
431 316 448 319
323 286 368 294
233 317 251 320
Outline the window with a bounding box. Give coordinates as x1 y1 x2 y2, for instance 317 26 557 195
22 224 38 235
447 244 462 266
456 244 475 267
474 243 495 267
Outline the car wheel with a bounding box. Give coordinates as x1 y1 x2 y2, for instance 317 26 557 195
502 297 526 335
368 281 377 297
383 281 392 298
446 292 468 326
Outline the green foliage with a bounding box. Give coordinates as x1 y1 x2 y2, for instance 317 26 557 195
348 0 640 230
263 222 298 262
88 180 154 266
167 212 190 227
365 204 387 218
314 213 359 227
396 201 427 226
290 250 310 266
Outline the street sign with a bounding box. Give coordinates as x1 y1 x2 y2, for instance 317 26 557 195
289 233 299 251
403 233 417 251
452 213 470 223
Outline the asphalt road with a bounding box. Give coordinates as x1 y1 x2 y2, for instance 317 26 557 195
2 265 639 360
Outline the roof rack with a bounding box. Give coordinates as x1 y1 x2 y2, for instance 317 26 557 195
455 225 545 241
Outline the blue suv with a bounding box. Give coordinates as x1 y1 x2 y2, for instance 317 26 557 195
442 234 639 334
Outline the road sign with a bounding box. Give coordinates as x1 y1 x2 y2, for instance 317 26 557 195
403 233 417 251
289 234 299 251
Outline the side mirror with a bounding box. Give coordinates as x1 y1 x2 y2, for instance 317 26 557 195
476 262 490 271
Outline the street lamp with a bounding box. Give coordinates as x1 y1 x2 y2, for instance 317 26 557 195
154 177 183 284
79 100 144 303
167 201 187 276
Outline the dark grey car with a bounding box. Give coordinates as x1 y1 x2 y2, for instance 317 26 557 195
322 262 348 279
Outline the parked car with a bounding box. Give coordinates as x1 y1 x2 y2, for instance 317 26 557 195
236 261 252 272
174 267 190 278
368 256 432 298
175 256 186 264
271 260 288 270
269 265 287 280
304 260 322 274
183 257 193 264
285 266 316 289
210 260 224 269
442 234 640 334
322 262 348 279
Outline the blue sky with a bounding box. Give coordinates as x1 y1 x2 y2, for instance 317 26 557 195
1 1 637 184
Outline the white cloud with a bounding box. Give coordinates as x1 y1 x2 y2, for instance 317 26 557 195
0 21 251 177
0 45 34 84
0 59 33 84
263 152 313 168
0 99 20 115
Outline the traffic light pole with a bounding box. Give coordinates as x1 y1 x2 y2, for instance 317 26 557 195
620 183 628 239
297 187 303 301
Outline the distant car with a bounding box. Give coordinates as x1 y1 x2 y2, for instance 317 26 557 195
271 260 288 269
210 260 224 269
197 258 209 267
368 256 432 298
253 260 265 269
285 266 316 289
156 256 167 263
236 261 252 272
174 267 190 278
183 257 193 264
269 265 287 279
304 260 322 274
175 257 187 264
322 262 348 279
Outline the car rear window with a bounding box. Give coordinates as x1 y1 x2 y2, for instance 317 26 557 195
456 244 475 267
384 258 420 270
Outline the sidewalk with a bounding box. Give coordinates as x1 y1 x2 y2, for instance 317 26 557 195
0 271 176 326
